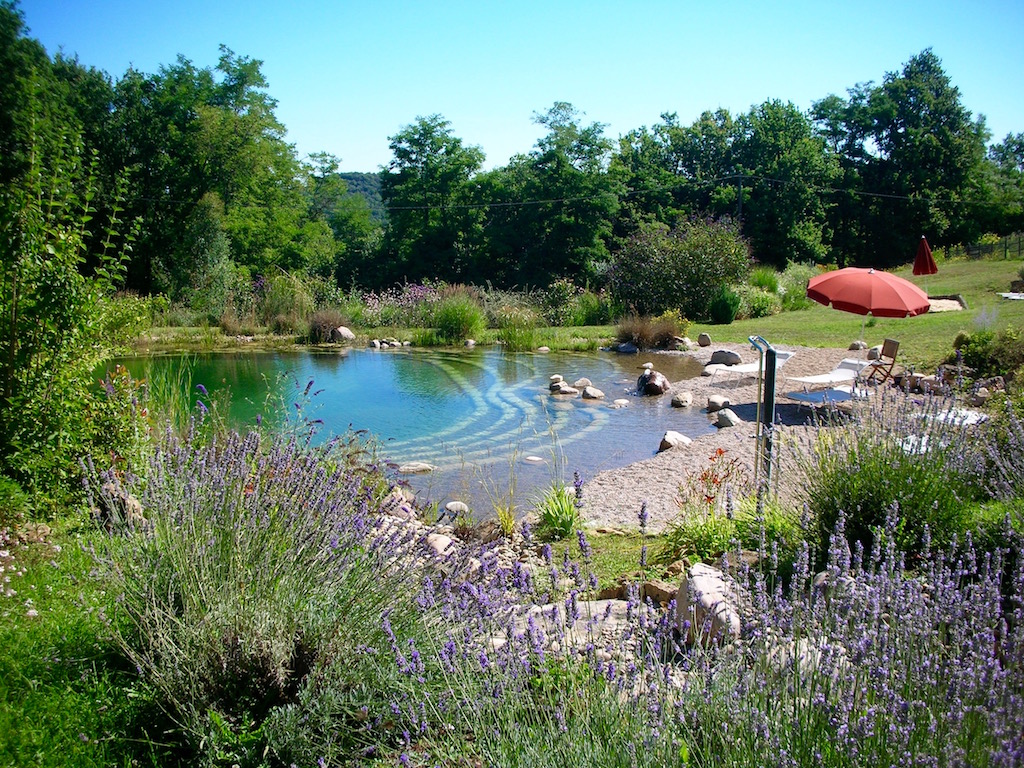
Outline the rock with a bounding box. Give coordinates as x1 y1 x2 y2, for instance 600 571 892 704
550 374 564 384
445 500 470 517
403 341 412 347
398 461 436 474
425 532 455 557
659 430 692 452
706 394 731 413
616 342 639 354
671 391 693 408
716 408 742 427
637 370 671 395
641 579 677 606
597 584 627 600
677 562 742 645
552 383 579 396
642 362 654 370
523 455 545 464
697 332 712 347
573 377 593 388
867 344 882 361
612 398 630 408
582 386 605 400
665 559 688 577
708 349 742 366
848 340 867 351
537 346 550 353
464 339 476 348
332 325 356 342
969 386 991 407
370 339 381 349
93 482 146 530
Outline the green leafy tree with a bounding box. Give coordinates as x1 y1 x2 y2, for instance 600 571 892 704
731 99 839 266
813 50 989 266
984 133 1024 234
379 114 485 286
477 103 621 288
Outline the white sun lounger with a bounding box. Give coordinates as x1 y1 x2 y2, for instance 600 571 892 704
786 358 872 404
705 349 795 384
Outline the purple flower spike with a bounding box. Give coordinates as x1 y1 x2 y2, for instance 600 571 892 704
195 383 208 396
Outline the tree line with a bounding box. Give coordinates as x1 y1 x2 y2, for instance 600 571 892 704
3 0 1023 304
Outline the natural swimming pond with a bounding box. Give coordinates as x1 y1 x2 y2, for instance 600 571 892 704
112 348 712 513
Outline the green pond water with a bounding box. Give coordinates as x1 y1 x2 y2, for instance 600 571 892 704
111 348 711 514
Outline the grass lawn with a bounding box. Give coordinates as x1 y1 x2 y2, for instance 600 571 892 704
689 257 1024 371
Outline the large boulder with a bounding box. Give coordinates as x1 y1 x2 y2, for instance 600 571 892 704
582 385 605 400
708 349 742 366
637 369 671 395
676 562 743 645
332 325 356 342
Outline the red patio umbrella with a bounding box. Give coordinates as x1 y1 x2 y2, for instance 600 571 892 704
913 235 937 276
807 267 930 342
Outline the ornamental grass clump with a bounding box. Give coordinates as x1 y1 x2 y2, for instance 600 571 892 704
85 422 423 762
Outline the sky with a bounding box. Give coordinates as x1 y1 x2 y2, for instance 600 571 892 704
17 0 1024 173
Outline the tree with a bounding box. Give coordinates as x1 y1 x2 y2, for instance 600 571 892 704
731 100 838 266
814 50 989 266
475 103 621 288
379 115 485 285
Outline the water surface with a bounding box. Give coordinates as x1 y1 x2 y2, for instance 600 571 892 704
114 348 711 513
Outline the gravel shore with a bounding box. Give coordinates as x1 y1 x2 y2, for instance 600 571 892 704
583 342 871 533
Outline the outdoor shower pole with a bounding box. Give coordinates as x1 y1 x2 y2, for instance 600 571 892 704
748 335 777 486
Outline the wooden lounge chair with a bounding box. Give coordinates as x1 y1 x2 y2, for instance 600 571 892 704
865 339 900 384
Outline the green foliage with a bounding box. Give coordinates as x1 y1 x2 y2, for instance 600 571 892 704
431 292 486 344
0 137 132 505
734 285 782 320
494 304 540 351
951 326 1024 381
86 425 415 761
778 260 819 311
799 390 987 560
535 484 582 541
709 285 741 324
660 510 737 564
0 474 30 527
747 266 780 293
611 218 751 320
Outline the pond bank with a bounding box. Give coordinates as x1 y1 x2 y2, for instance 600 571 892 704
581 343 869 533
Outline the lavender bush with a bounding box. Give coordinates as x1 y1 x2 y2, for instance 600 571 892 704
799 387 989 560
85 421 422 761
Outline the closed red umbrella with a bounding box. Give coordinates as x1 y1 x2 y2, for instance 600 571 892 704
913 235 937 276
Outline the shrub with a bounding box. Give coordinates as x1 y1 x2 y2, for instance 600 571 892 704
431 292 486 344
709 285 741 324
307 308 349 343
616 311 685 350
798 388 988 561
535 474 584 541
778 260 819 311
495 305 540 351
270 311 305 335
259 273 314 327
735 285 782 320
951 326 1024 381
610 218 751 320
86 425 416 761
540 278 583 326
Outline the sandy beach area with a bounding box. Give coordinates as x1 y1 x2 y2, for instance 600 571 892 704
583 342 872 533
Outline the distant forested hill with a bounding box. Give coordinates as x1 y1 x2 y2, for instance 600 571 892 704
340 172 386 222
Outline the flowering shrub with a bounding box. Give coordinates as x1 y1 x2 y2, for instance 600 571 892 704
360 282 441 327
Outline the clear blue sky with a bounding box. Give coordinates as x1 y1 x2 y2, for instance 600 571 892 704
18 0 1024 173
